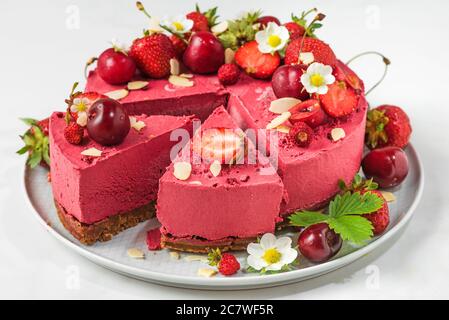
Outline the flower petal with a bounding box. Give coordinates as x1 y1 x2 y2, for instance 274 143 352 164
275 236 292 251
76 112 88 127
325 74 336 84
265 261 284 271
247 255 267 271
279 248 298 265
247 242 264 257
316 85 329 95
260 233 277 249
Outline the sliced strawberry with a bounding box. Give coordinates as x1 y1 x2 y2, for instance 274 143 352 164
334 61 364 93
235 41 280 79
289 99 327 128
319 81 358 118
194 128 244 164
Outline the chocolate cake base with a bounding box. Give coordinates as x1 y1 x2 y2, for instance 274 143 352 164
161 233 257 253
55 200 155 245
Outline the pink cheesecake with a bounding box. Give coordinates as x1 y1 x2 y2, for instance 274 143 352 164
227 61 367 214
156 106 285 252
86 70 228 121
49 111 194 244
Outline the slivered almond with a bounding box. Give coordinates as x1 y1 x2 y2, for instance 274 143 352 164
170 58 180 75
331 128 346 141
225 48 235 64
173 161 192 180
81 147 102 157
277 125 291 134
185 255 209 263
299 52 314 65
197 268 217 277
210 160 222 177
269 97 301 114
130 116 146 131
169 75 194 87
127 248 145 259
380 191 396 202
189 180 202 185
266 112 291 130
105 88 129 100
211 21 228 34
169 251 180 260
179 73 193 78
127 81 149 90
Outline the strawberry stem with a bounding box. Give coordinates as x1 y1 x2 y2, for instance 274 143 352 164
346 51 390 96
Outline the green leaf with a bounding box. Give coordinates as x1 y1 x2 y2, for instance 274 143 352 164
329 191 383 218
27 151 42 168
16 145 30 155
328 216 373 245
289 211 328 227
20 118 38 126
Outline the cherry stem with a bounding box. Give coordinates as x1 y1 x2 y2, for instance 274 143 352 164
136 1 151 19
346 51 391 96
296 10 324 64
84 57 98 79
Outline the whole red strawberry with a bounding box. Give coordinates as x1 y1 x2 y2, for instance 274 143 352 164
284 37 337 66
208 248 240 276
187 11 210 32
283 22 305 40
170 35 187 59
319 81 358 118
289 122 314 147
17 117 51 168
218 63 240 85
235 40 280 79
37 118 50 136
64 122 84 145
362 190 390 235
129 33 175 78
366 105 412 149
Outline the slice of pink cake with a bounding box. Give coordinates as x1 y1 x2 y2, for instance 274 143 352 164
156 106 285 252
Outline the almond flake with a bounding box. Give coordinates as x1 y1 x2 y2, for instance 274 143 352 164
130 116 146 131
105 88 129 100
331 128 346 141
211 21 228 35
266 112 291 130
127 81 149 91
173 161 192 180
224 48 235 64
209 160 222 177
170 58 180 76
169 251 180 260
185 255 209 263
269 97 301 114
168 75 194 87
197 268 217 278
380 191 396 202
179 73 194 78
127 248 144 259
81 147 102 157
277 125 291 134
189 180 203 185
299 52 315 65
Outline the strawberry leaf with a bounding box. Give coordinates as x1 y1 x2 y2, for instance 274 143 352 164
327 216 373 245
27 150 42 168
329 191 383 218
289 211 328 227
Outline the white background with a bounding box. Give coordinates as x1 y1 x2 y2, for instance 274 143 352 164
0 0 448 299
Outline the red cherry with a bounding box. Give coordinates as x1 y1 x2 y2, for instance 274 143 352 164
97 48 136 85
298 223 342 263
257 16 281 27
289 99 327 128
271 64 309 100
362 146 409 188
87 98 130 146
183 32 224 74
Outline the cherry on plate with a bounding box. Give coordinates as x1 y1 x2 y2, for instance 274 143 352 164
298 223 342 263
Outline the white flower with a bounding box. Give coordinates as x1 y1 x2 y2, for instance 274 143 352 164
255 22 290 54
300 62 335 95
70 97 90 127
247 233 297 271
160 15 194 34
110 38 128 52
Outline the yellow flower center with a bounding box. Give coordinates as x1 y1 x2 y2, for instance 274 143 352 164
267 35 281 48
262 248 282 264
310 74 325 87
172 21 184 31
76 101 87 112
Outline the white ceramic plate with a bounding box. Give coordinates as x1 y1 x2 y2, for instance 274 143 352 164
23 145 423 290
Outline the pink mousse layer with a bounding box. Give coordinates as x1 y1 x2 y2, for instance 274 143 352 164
227 62 367 214
86 70 228 121
50 112 194 224
157 106 284 241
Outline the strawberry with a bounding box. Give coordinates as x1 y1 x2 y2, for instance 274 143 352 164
284 37 337 66
289 122 314 147
208 248 240 276
36 118 50 136
17 117 51 168
289 99 327 128
64 83 105 121
333 62 364 93
218 63 240 85
64 122 84 145
365 105 412 150
170 35 187 59
186 11 210 32
129 33 175 78
319 81 358 118
283 22 305 40
362 190 389 235
235 40 280 79
194 128 244 164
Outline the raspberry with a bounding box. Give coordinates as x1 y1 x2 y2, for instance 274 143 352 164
289 122 314 147
64 122 84 145
217 63 241 85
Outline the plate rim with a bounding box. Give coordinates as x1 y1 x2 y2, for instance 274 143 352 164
23 144 424 289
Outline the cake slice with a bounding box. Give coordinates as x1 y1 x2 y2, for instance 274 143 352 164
86 70 228 121
156 106 285 252
49 111 195 244
227 61 367 215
